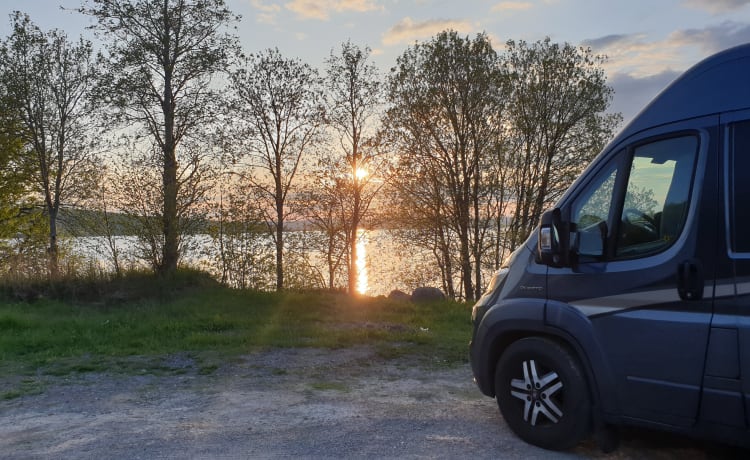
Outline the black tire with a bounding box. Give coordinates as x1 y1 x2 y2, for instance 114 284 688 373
494 337 591 450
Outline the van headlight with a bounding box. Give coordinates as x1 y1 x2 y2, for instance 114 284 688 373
472 267 509 322
472 246 523 323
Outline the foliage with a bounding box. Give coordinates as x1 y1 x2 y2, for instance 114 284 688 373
503 37 622 249
322 41 388 294
228 47 324 291
0 11 101 277
79 0 239 275
205 180 275 290
385 30 508 301
0 9 623 300
0 104 35 242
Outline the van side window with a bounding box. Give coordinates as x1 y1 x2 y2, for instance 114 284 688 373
572 162 618 258
616 136 698 258
728 120 750 254
572 135 698 261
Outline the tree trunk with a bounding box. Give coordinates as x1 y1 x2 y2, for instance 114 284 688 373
161 151 179 275
275 174 284 291
276 218 284 291
160 4 179 276
47 207 59 278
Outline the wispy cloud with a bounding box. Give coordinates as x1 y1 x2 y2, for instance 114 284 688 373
251 0 282 24
382 17 475 45
681 0 750 14
584 22 750 78
490 2 533 12
582 34 633 50
284 0 383 20
669 21 750 52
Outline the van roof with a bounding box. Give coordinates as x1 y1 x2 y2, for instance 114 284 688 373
614 42 750 142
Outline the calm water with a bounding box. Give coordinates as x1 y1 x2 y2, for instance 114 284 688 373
72 230 441 297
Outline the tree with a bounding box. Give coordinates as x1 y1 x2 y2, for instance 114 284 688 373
299 174 350 291
228 48 323 291
0 12 100 277
207 179 275 290
385 30 507 301
112 144 215 272
79 0 239 275
323 41 387 295
503 38 621 249
0 106 31 239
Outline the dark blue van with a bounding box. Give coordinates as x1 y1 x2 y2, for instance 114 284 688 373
469 43 750 451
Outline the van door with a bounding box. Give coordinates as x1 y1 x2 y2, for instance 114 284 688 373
704 114 750 430
547 117 718 427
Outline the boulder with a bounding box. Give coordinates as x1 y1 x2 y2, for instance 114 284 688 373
387 289 412 302
410 287 445 303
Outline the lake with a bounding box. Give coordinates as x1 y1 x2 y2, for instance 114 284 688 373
71 230 444 297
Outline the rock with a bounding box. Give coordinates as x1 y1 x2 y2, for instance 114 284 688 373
387 289 411 302
410 287 445 303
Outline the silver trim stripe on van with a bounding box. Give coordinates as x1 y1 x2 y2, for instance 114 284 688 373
569 282 736 317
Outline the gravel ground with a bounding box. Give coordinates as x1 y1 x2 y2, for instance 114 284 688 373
0 347 746 459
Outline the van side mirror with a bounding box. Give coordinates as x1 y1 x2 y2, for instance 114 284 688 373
537 208 573 267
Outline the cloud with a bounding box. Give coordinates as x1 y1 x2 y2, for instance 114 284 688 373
668 21 750 53
284 0 383 20
382 17 475 45
251 0 282 24
490 2 533 12
584 22 750 123
681 0 750 13
583 22 750 79
581 34 634 50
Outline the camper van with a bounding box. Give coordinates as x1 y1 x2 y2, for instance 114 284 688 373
469 43 750 451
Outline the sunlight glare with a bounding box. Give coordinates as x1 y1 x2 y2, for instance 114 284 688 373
355 167 368 180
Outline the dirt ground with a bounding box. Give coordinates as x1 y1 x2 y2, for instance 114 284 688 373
0 346 746 459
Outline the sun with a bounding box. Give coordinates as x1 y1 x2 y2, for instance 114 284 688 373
355 167 368 180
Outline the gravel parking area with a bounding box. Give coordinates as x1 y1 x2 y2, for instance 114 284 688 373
0 347 745 459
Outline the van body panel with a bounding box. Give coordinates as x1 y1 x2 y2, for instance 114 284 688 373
543 300 620 416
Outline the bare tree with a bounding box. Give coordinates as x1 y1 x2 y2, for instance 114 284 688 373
79 0 239 275
228 48 323 291
0 12 100 278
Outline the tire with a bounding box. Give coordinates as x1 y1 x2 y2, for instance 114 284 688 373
494 337 591 450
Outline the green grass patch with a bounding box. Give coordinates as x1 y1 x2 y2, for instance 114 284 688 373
1 378 44 400
0 270 473 379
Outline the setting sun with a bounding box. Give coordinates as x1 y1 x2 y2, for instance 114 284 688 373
355 167 368 180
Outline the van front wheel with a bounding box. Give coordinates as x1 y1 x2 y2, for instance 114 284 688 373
494 337 591 450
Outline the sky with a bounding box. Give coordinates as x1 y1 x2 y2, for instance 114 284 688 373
2 0 750 127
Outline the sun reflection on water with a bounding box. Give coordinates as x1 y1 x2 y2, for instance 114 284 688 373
356 229 368 295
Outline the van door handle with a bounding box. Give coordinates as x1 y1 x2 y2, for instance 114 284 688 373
677 259 703 301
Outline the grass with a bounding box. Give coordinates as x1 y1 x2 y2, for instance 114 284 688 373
0 270 473 385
